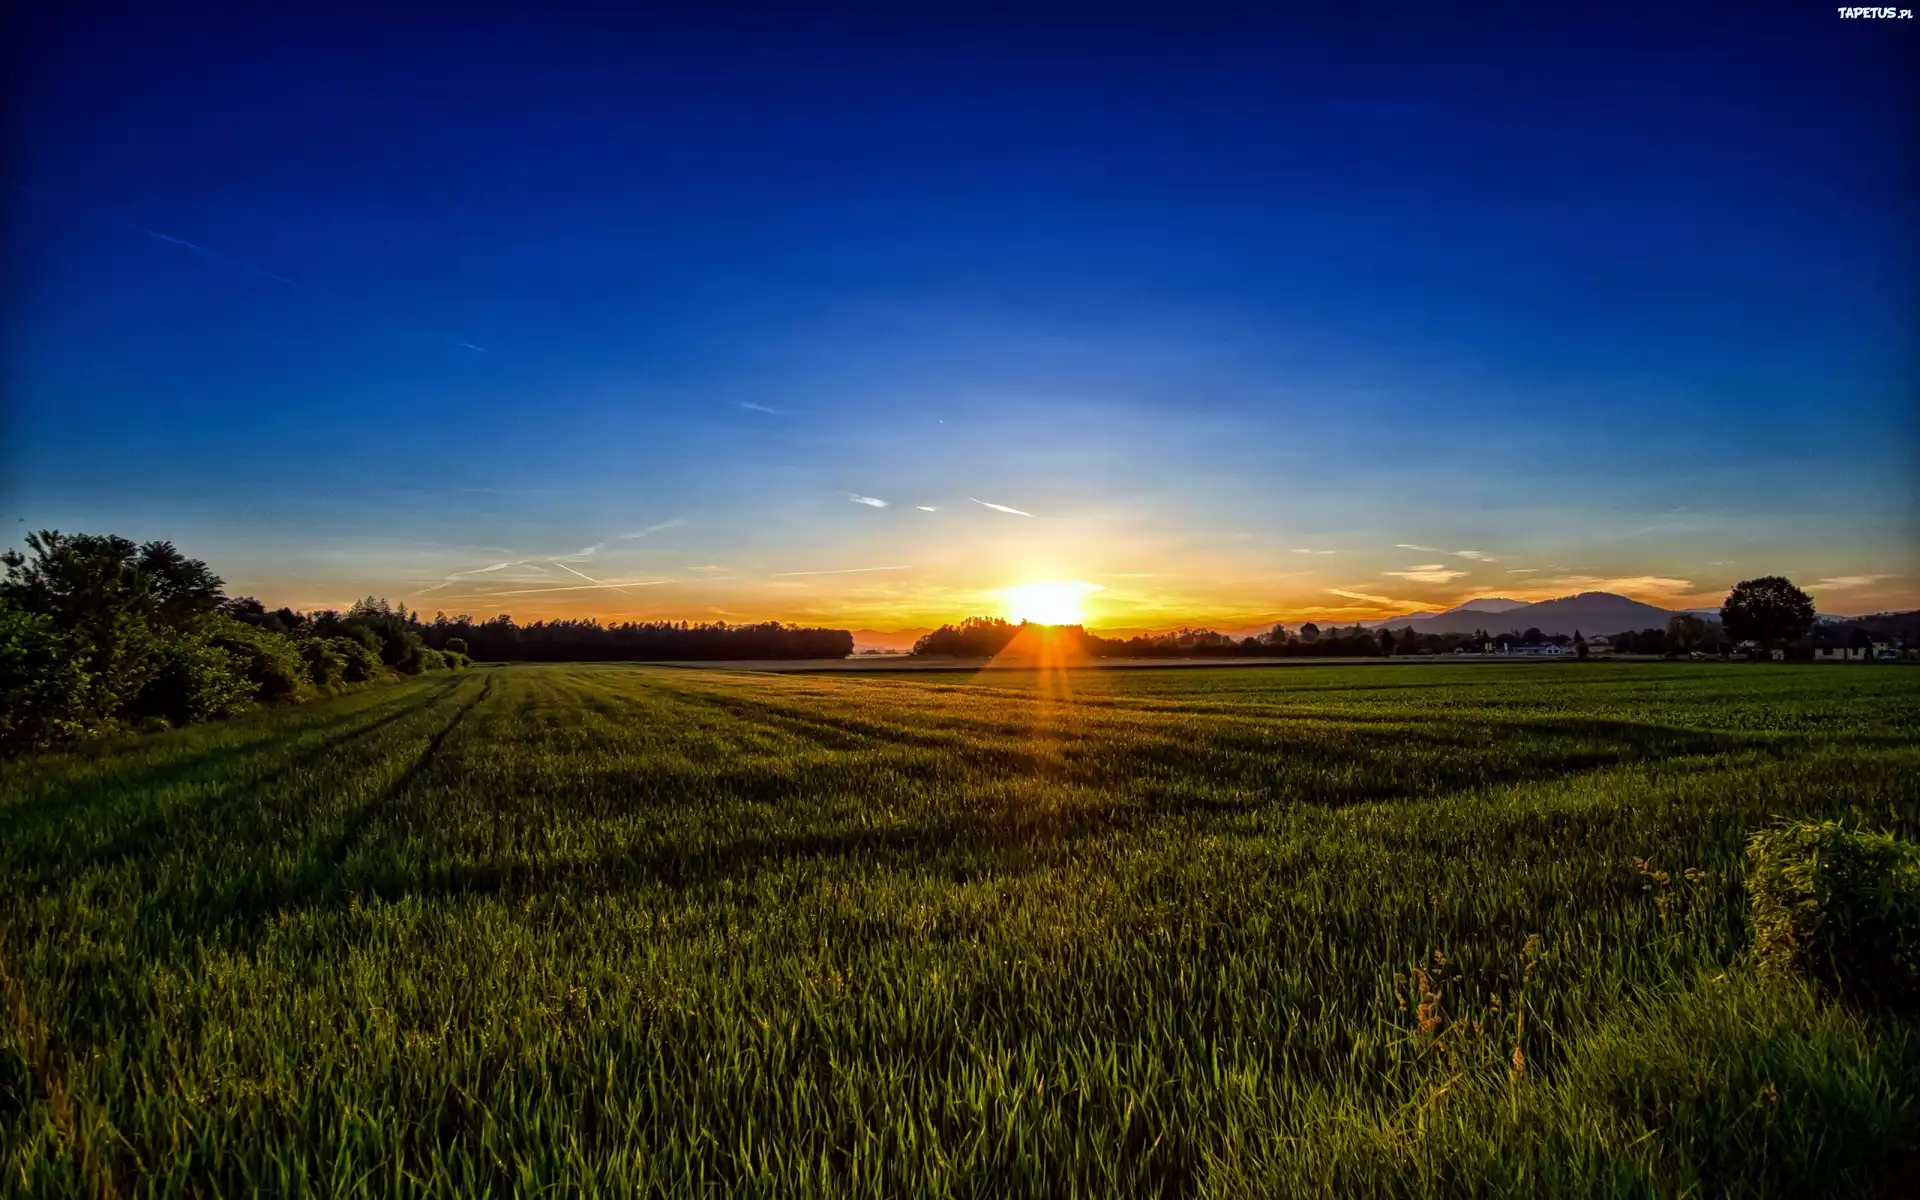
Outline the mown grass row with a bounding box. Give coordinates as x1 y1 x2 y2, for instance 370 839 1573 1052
3 663 1917 1196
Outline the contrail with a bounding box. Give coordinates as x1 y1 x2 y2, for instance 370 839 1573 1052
769 565 914 577
969 497 1033 517
446 581 675 598
551 559 631 594
3 182 493 357
619 519 683 540
141 229 307 289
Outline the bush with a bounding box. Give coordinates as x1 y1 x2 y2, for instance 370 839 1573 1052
133 634 253 725
418 647 447 672
300 637 346 688
443 637 468 657
328 636 383 683
443 650 469 669
1748 820 1920 1013
206 616 307 701
0 597 102 750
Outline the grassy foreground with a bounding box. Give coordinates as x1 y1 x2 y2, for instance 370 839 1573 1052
3 662 1917 1196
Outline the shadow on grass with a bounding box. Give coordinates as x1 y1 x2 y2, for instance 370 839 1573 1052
0 678 463 836
121 712 1790 966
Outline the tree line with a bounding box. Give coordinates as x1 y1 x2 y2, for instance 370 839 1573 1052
399 614 853 663
0 530 857 752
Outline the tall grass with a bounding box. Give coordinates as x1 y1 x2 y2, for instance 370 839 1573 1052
3 663 1916 1196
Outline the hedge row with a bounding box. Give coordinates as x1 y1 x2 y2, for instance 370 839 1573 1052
1 532 466 753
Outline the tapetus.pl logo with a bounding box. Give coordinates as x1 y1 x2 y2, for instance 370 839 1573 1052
1836 6 1911 15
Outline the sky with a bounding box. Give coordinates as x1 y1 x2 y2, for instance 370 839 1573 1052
4 4 1916 633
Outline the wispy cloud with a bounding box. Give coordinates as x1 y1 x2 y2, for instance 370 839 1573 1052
688 564 728 572
1814 574 1891 590
455 341 489 354
619 519 683 540
1529 574 1698 597
1290 548 1339 555
735 401 786 415
848 494 889 508
554 543 604 561
969 497 1033 517
1385 565 1470 584
1508 568 1538 574
1097 572 1161 578
769 565 915 577
1328 588 1397 605
1396 543 1496 562
915 505 939 512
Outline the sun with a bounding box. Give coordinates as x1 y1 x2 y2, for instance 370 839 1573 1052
1001 580 1099 626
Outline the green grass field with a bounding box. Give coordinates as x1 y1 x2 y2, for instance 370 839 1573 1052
4 662 1918 1196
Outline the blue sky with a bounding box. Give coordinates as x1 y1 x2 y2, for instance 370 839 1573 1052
5 4 1915 629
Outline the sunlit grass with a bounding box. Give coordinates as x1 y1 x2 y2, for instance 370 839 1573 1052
2 662 1916 1195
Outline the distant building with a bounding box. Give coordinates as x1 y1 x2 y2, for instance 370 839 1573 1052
1586 634 1612 657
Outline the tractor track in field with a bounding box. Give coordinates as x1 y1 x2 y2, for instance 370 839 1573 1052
320 671 496 869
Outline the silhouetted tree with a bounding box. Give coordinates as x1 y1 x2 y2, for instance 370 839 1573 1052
1721 576 1816 650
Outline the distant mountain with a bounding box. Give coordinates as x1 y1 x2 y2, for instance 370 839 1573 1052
1365 596 1526 632
1377 591 1680 637
1453 597 1527 614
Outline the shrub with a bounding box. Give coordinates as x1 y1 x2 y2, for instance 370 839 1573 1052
418 648 447 672
0 597 102 750
133 634 253 725
328 636 383 683
300 637 346 688
443 637 468 657
1748 821 1920 1013
206 616 307 701
443 650 469 669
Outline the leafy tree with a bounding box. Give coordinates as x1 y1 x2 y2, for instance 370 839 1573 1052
206 616 307 700
1300 622 1320 643
136 540 226 627
329 636 383 682
1666 612 1712 653
133 635 253 725
1721 576 1816 649
0 596 99 749
301 638 347 688
443 637 468 657
0 531 177 718
1379 629 1396 656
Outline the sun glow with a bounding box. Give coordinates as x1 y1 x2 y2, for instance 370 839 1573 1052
1000 580 1100 626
